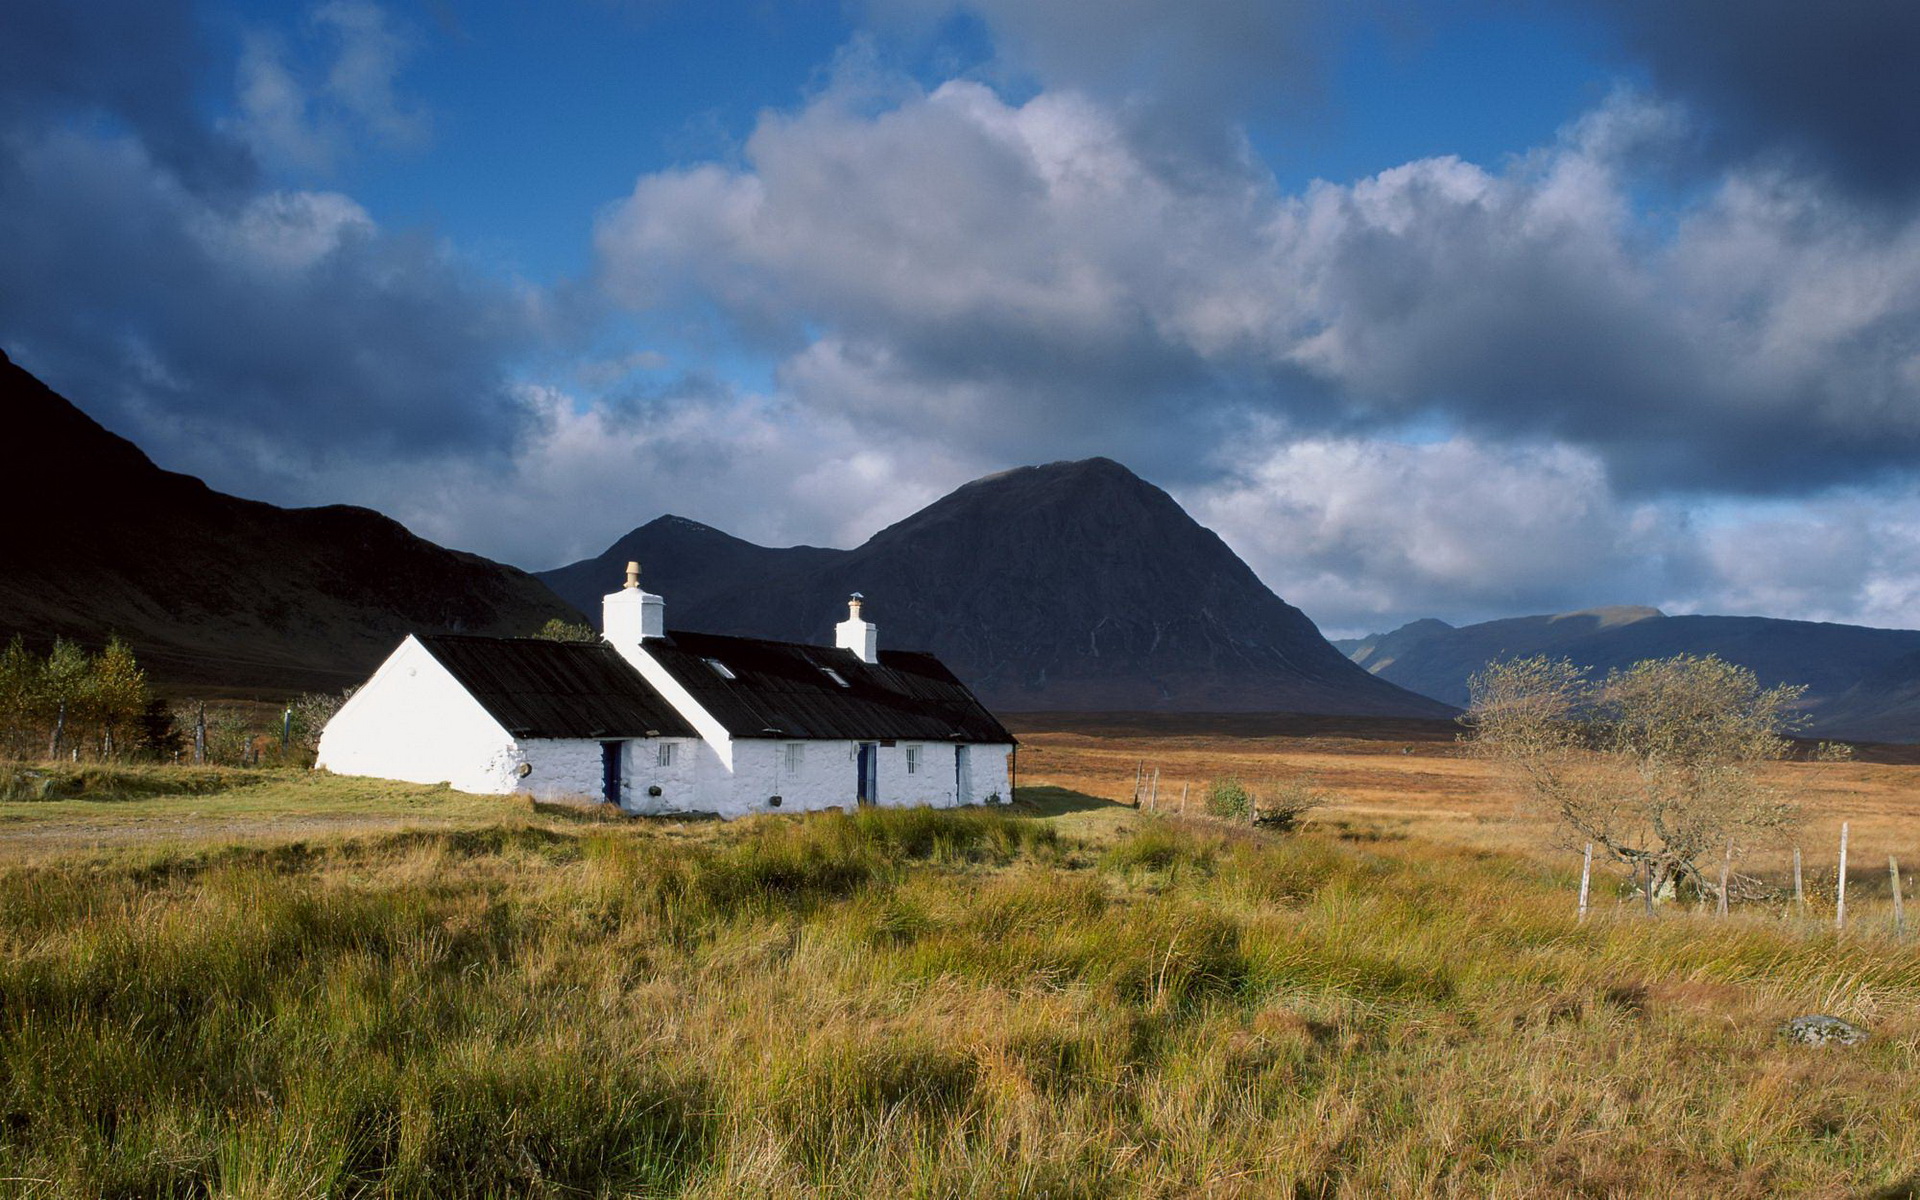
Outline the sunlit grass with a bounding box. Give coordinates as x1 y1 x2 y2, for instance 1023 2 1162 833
2 794 1918 1197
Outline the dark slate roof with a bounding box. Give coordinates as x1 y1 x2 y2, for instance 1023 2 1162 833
645 629 1015 743
415 634 696 740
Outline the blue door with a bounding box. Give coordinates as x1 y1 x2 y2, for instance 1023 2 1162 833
601 741 622 806
856 743 877 806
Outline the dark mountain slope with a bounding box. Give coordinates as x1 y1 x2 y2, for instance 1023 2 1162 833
0 349 580 693
1341 606 1920 740
541 458 1454 717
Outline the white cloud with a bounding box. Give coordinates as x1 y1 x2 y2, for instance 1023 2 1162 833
320 383 980 569
1183 435 1674 633
596 78 1920 498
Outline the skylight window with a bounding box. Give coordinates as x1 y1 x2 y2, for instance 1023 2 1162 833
702 657 736 680
820 667 850 688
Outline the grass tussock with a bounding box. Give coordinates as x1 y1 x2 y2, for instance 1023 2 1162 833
0 761 261 803
2 807 1919 1197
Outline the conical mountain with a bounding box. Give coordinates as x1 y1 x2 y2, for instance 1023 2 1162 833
540 457 1453 716
0 349 581 693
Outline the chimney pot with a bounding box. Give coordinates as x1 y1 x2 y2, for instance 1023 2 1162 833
604 564 664 643
835 592 878 663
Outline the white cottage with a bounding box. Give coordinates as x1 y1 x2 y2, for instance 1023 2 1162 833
316 565 1016 818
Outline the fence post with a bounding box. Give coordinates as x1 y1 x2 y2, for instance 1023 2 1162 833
193 702 207 765
1149 768 1159 812
1179 782 1189 815
1578 843 1592 923
1837 822 1850 934
1892 856 1906 939
1133 761 1143 807
1642 859 1654 917
1793 846 1805 916
1717 835 1733 918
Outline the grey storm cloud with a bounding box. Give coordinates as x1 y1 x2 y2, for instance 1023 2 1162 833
0 0 255 192
0 0 538 493
867 0 1344 164
888 0 1920 201
1595 0 1920 199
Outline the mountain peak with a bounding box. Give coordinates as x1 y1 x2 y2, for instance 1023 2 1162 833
541 458 1454 718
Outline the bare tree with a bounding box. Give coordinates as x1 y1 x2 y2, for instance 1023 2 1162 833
1466 654 1805 906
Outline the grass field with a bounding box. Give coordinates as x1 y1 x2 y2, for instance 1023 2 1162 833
3 726 1919 1198
1007 713 1920 904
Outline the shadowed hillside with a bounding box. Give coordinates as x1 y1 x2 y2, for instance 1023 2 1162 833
0 349 581 694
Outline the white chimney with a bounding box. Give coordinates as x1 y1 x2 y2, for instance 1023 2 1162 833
603 561 665 644
835 593 878 663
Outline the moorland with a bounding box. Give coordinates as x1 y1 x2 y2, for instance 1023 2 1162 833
2 714 1918 1198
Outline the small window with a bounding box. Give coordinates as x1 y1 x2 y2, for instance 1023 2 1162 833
906 745 920 774
784 743 804 773
703 657 736 680
657 742 675 768
820 667 849 688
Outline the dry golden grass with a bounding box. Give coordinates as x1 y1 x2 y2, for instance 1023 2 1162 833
1010 714 1920 910
3 801 1919 1198
5 729 1920 1197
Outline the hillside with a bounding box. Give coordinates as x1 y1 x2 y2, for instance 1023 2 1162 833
1342 607 1920 740
540 458 1454 718
0 349 581 694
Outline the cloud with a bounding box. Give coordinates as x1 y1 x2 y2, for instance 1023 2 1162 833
1594 0 1920 199
866 0 1342 162
598 80 1920 501
0 0 253 190
226 0 430 174
1185 435 1676 633
1184 434 1920 635
323 381 976 569
0 2 532 496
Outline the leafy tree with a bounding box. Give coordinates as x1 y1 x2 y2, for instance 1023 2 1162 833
289 687 359 755
137 698 185 760
0 637 36 758
1466 653 1805 905
534 618 600 643
38 640 92 758
91 637 148 758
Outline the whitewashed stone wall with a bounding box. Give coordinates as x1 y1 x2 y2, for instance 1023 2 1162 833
316 638 523 794
619 736 701 814
870 742 955 809
966 743 1015 805
722 738 857 818
513 739 604 804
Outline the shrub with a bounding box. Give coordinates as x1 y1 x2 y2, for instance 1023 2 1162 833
1204 777 1252 820
1255 775 1327 832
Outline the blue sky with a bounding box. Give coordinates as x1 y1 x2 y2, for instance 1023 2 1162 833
6 0 1920 636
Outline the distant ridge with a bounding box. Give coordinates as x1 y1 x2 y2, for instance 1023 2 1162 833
0 349 581 694
540 457 1455 718
1339 607 1920 741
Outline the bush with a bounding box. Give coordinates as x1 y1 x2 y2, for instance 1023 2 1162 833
1205 775 1325 830
1255 775 1327 832
1204 777 1252 820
